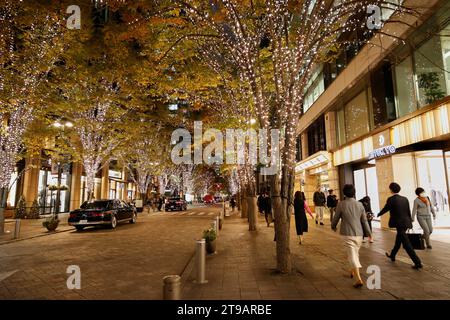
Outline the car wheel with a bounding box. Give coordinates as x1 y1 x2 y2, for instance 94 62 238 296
110 215 117 229
75 226 85 231
130 212 137 224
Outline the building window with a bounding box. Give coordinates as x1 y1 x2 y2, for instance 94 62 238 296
307 116 326 156
414 34 448 107
344 90 370 141
371 62 396 127
303 68 325 113
295 136 302 162
336 108 346 146
395 56 417 117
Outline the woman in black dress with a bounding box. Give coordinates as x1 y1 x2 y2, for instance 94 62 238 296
294 191 314 244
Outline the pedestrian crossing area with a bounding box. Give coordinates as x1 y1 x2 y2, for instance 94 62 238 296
149 210 217 217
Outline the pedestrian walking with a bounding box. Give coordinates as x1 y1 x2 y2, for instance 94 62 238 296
412 187 436 249
378 182 423 269
263 192 273 227
331 184 371 288
257 193 264 215
294 191 314 244
230 196 236 212
313 186 326 225
327 189 338 222
158 196 164 211
359 196 374 243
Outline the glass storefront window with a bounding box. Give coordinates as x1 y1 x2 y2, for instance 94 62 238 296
38 168 71 213
353 166 380 216
395 56 417 117
344 90 370 141
7 170 18 207
414 36 448 107
414 150 450 228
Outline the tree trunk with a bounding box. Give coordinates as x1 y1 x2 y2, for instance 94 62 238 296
236 191 241 211
0 187 7 235
241 192 248 219
272 165 294 273
247 196 258 231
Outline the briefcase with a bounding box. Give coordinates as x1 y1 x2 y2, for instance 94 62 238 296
407 231 426 250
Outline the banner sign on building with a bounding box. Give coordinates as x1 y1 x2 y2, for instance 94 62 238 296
368 145 396 160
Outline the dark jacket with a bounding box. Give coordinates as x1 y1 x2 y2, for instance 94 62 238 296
327 195 338 208
378 194 413 229
263 196 272 214
313 191 326 206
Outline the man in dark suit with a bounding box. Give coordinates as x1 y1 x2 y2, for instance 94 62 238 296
378 182 422 269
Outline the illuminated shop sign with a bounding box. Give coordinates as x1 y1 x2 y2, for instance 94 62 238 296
368 145 396 160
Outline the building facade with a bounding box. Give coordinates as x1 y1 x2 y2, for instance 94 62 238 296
5 156 137 217
295 0 450 229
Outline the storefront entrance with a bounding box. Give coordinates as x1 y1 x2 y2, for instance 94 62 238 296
353 166 380 215
414 150 450 230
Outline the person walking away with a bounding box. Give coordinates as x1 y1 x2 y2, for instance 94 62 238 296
257 193 264 215
158 196 163 211
313 187 326 225
378 182 423 269
359 196 374 243
230 197 236 212
331 184 371 288
263 193 272 227
412 187 436 249
294 191 314 244
327 189 338 222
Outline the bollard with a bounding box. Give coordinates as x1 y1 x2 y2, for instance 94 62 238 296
13 219 21 239
163 275 181 300
211 220 218 236
194 239 208 284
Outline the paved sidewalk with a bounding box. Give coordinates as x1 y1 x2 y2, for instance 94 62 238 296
0 215 72 245
0 207 218 299
182 212 450 300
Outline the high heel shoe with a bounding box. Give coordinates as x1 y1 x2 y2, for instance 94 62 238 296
353 280 363 288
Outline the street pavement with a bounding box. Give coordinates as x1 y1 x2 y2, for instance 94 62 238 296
0 205 218 300
2 204 450 300
182 211 450 300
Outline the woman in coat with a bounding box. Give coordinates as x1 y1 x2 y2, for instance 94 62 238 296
294 191 314 244
412 187 436 249
331 184 372 288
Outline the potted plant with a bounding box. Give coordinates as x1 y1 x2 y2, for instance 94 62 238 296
203 228 217 254
43 215 59 232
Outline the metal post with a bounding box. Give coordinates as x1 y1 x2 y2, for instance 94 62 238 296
55 163 62 217
194 239 208 284
163 275 181 300
14 219 21 239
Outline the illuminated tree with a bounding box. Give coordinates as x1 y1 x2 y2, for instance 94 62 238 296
0 0 63 233
169 0 418 272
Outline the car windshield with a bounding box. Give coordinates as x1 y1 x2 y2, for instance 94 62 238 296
80 201 111 209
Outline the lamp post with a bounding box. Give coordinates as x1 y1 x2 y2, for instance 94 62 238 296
53 121 73 217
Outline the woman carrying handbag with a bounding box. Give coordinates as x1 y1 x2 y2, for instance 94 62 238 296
412 187 436 249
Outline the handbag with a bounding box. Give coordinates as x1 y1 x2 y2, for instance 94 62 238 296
406 229 426 250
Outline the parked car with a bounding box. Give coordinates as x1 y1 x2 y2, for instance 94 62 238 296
68 199 137 231
165 197 188 211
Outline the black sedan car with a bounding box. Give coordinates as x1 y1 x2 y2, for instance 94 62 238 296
68 199 137 231
165 197 188 211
